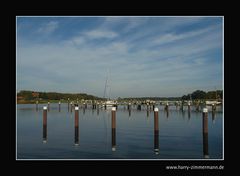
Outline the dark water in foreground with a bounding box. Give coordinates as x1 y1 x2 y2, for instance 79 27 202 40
17 104 223 159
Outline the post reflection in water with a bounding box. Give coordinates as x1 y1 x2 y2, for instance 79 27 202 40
42 106 47 143
74 106 79 146
36 101 38 111
202 108 209 158
188 108 191 120
154 108 159 154
212 110 216 123
111 107 116 151
83 107 85 115
128 109 131 117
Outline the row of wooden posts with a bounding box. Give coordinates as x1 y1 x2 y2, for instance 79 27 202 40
36 101 217 113
39 101 216 123
42 105 210 158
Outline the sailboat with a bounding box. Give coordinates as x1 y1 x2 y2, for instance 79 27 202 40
103 70 117 108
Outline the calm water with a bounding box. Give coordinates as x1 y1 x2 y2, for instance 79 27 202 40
17 104 223 159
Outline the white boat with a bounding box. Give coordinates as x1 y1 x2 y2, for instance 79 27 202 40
104 100 117 107
205 100 222 105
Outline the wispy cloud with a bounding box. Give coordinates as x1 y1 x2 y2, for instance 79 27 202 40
37 21 59 35
152 24 220 45
84 29 118 39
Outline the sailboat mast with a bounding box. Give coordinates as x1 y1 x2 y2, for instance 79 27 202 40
103 76 108 99
103 69 111 100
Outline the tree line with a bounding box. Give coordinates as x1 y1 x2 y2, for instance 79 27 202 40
181 90 223 100
119 90 223 101
17 90 105 101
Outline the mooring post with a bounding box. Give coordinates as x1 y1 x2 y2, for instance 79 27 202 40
111 107 116 151
47 102 50 111
59 101 61 112
188 101 191 119
127 103 131 110
154 108 159 154
74 106 79 145
137 104 141 110
165 102 169 111
212 104 216 112
202 108 209 158
188 101 191 111
43 106 47 143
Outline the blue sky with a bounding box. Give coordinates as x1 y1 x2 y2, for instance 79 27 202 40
17 16 223 98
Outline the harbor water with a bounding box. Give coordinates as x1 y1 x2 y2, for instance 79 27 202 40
17 104 223 159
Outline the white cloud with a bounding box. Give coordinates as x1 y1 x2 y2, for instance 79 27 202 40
37 21 59 35
84 29 118 39
153 24 220 45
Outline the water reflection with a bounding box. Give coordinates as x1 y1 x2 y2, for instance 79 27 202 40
154 130 159 155
202 108 209 158
111 108 116 151
188 109 191 120
42 107 47 143
16 104 223 159
212 111 216 123
74 108 79 145
154 108 159 154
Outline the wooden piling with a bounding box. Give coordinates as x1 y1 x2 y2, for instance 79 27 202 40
111 107 116 151
202 108 209 158
47 102 50 111
70 102 72 113
154 108 159 154
165 102 169 111
127 103 131 110
137 104 141 110
212 104 216 112
188 101 191 119
43 106 47 143
59 101 61 112
74 106 79 145
188 101 191 111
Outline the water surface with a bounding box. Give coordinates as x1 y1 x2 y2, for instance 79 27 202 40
17 104 223 159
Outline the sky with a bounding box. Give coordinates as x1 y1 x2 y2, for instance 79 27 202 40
16 16 223 98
